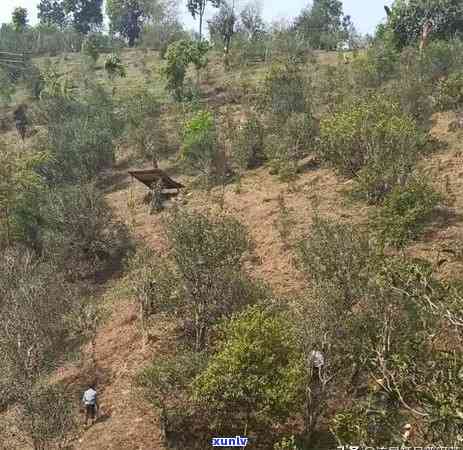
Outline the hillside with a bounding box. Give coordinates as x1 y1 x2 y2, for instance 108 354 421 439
2 42 463 449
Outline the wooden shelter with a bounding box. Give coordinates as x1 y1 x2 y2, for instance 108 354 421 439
128 168 184 194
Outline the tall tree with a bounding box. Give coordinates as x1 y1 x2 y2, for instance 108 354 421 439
383 0 463 49
12 7 28 31
63 0 103 34
38 0 67 29
239 1 264 40
107 0 152 47
208 2 236 55
186 0 221 41
294 0 345 50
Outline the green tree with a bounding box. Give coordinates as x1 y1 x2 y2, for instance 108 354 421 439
107 0 152 47
161 39 209 100
383 0 463 49
208 2 236 58
0 143 48 247
63 0 103 34
186 0 221 41
38 0 67 28
193 305 304 432
12 7 28 31
294 0 345 50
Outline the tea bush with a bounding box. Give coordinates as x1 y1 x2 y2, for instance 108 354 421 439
372 177 442 248
230 113 265 172
193 305 304 434
319 94 421 203
435 72 463 111
259 62 308 118
181 110 219 184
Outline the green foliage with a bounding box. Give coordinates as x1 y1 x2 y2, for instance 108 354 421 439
259 62 317 180
436 71 463 111
39 183 131 277
383 0 463 49
293 0 347 50
186 0 221 40
372 177 441 248
38 0 67 28
137 351 204 411
166 209 260 350
106 0 153 47
274 436 302 450
351 42 399 88
0 143 48 247
12 7 28 31
162 39 209 100
230 113 265 172
319 94 421 203
104 53 127 80
193 305 304 431
181 110 218 182
259 62 308 117
266 112 318 180
0 69 16 106
40 81 120 183
297 216 375 308
81 33 100 62
20 383 76 449
63 0 104 34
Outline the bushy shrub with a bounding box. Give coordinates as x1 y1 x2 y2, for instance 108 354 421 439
129 210 261 351
39 82 120 183
372 177 441 248
259 62 308 117
40 183 131 278
435 72 463 111
81 33 100 62
181 110 219 184
230 113 265 172
297 216 375 308
351 43 399 88
319 95 421 203
162 39 209 100
266 112 318 180
0 68 15 106
104 53 126 80
193 305 304 433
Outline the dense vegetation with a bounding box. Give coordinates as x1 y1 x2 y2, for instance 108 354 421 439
1 0 463 448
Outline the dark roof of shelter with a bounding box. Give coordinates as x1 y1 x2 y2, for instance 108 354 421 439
128 169 184 190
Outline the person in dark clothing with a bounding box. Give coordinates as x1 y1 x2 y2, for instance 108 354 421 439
13 104 28 141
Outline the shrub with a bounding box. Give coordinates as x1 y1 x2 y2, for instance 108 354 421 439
259 62 308 118
104 53 126 80
40 183 131 278
192 305 304 434
0 68 15 106
162 39 209 101
181 110 219 184
39 82 120 183
372 177 441 248
230 113 265 172
435 72 463 111
81 33 100 62
266 112 318 180
319 95 421 203
297 216 375 309
351 42 399 88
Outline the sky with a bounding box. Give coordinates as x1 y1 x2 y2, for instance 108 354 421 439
0 0 394 35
